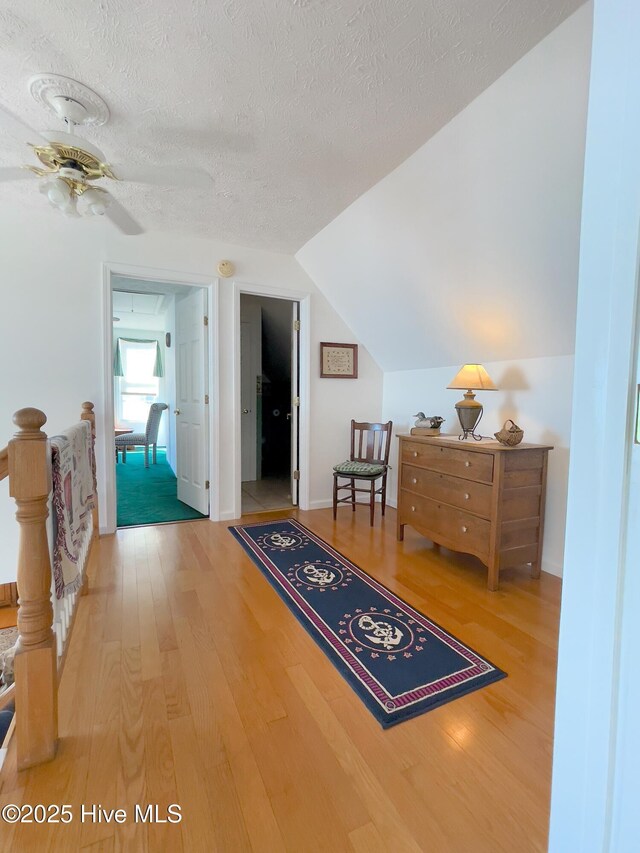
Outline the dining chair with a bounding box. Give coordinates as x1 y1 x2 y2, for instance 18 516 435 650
114 403 168 468
333 420 393 526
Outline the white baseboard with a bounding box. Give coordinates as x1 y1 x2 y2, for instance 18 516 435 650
541 557 563 578
307 499 333 511
219 510 238 522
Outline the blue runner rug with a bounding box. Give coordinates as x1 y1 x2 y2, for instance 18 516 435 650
230 519 506 728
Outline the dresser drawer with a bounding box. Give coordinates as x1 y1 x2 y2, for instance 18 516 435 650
401 465 492 518
399 491 491 561
401 440 494 484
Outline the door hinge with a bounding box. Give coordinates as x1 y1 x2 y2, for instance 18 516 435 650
205 480 210 489
293 470 300 480
204 315 209 326
293 396 300 407
204 394 209 404
293 319 300 331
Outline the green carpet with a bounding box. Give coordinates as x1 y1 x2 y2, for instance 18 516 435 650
116 448 207 527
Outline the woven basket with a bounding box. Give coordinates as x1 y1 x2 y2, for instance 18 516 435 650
494 419 524 447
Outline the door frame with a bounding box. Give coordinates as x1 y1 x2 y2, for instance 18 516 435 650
239 298 263 482
101 262 219 533
548 2 640 848
231 280 310 519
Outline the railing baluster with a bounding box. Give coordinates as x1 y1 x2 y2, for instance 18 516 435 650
80 401 99 536
80 402 98 596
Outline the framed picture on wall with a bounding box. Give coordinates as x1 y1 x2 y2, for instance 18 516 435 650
320 342 358 378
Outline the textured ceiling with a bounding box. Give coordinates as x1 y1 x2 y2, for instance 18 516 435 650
0 0 584 252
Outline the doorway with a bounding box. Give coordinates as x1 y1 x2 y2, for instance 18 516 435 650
103 267 216 532
240 294 299 513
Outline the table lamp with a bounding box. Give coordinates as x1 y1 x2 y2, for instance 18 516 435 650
447 364 497 441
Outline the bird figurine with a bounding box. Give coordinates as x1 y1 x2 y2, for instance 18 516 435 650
413 413 445 429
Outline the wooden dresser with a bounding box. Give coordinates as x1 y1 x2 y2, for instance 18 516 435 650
396 434 552 590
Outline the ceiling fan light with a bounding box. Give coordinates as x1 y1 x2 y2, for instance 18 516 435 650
80 187 108 216
62 195 80 217
46 177 71 208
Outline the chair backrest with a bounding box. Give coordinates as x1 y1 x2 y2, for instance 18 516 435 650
350 420 393 466
145 403 168 442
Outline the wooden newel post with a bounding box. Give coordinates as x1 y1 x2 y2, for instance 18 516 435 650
8 407 58 769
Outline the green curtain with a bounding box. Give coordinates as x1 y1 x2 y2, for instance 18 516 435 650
113 338 164 378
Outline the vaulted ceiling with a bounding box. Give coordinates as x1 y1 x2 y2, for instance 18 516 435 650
0 0 584 252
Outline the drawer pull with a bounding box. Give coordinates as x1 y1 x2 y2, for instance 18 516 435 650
465 461 471 467
413 451 418 457
410 505 416 512
461 525 468 533
412 478 417 484
464 493 470 500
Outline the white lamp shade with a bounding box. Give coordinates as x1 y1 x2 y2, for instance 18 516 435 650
79 187 108 216
46 177 71 208
447 364 497 391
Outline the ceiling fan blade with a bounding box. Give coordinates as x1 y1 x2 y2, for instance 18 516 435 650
0 166 32 183
0 103 50 146
109 163 210 188
103 195 144 236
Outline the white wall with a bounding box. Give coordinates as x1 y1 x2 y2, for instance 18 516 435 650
296 4 592 373
0 207 382 581
549 0 640 849
383 354 573 577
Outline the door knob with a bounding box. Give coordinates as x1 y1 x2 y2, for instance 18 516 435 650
174 409 181 415
242 408 249 414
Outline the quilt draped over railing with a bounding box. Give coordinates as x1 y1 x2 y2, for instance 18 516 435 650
50 421 96 599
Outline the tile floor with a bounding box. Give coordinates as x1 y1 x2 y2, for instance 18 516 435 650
241 476 292 513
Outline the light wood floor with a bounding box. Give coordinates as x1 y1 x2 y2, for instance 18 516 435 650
0 507 561 852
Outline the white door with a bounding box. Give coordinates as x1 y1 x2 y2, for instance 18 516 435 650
290 302 300 505
175 289 209 514
240 301 262 481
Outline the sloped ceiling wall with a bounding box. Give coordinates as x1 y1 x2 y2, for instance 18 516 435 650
0 0 584 252
296 6 592 372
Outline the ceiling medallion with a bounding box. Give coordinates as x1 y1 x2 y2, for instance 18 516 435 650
28 74 110 127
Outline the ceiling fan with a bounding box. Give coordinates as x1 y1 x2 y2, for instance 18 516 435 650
0 75 211 235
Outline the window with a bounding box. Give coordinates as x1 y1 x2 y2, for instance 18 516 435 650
116 340 160 427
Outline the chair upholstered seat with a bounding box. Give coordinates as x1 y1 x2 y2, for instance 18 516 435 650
333 460 386 476
114 432 146 446
115 403 168 468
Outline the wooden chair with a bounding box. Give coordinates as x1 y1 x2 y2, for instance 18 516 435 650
333 420 393 526
114 402 168 468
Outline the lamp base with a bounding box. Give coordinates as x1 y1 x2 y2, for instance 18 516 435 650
455 393 484 441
